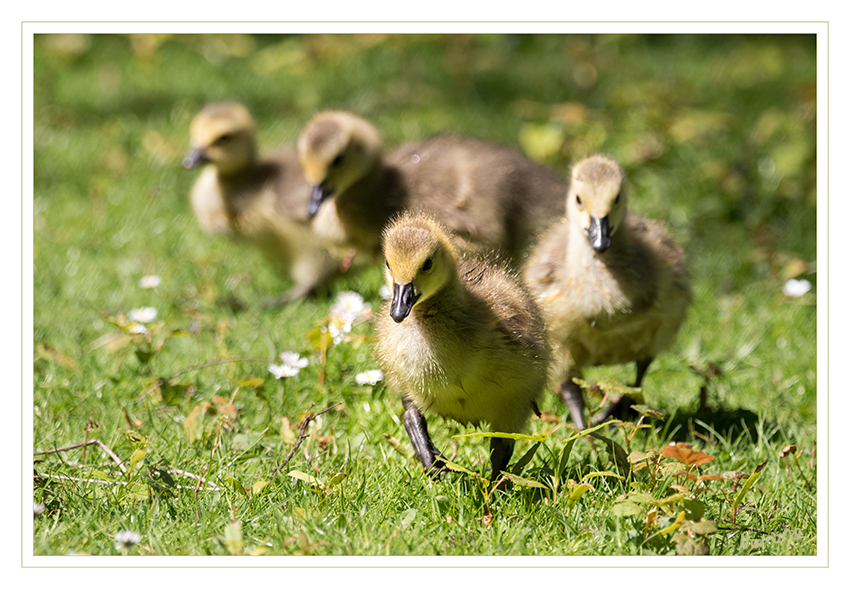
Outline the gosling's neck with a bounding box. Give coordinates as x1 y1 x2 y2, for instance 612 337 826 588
213 155 273 216
333 161 403 255
339 156 387 205
215 158 256 183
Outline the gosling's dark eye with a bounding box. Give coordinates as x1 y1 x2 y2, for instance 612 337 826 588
331 154 344 167
614 192 621 204
215 133 233 145
422 258 433 272
385 260 390 270
576 195 583 206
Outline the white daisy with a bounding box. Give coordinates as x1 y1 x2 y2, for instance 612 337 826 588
355 370 383 386
278 351 308 369
269 363 301 379
327 320 352 345
138 275 162 289
128 307 157 323
114 530 141 550
127 322 149 335
782 278 812 297
379 283 392 300
330 291 371 323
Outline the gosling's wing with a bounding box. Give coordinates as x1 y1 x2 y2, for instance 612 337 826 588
523 218 570 290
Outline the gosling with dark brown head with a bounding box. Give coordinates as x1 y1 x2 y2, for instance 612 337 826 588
184 103 338 306
297 111 567 265
375 213 550 480
524 154 692 429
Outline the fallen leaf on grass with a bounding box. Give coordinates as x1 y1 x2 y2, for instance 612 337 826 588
183 402 216 443
288 470 324 489
680 519 718 536
566 482 593 509
281 417 298 444
500 472 548 490
382 433 411 459
582 470 625 482
611 500 642 517
631 404 665 421
89 332 132 353
237 376 266 389
674 532 710 556
224 521 243 555
35 343 78 370
662 442 715 466
779 444 798 458
698 474 723 482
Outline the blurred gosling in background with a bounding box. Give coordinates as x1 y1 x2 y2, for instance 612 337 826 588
375 212 549 480
524 154 691 429
184 102 339 307
297 111 568 265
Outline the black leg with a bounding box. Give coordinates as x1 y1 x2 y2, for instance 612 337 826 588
590 395 637 426
489 437 515 481
634 357 653 388
559 379 587 430
401 397 445 478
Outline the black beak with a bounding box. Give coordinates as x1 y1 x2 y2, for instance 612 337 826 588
308 183 331 218
182 148 208 169
390 282 420 323
588 215 611 253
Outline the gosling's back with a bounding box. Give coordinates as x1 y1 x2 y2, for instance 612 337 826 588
392 136 567 255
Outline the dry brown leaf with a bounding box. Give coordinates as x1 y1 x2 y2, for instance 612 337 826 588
779 444 798 458
661 442 715 466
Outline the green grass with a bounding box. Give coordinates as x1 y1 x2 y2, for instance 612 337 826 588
32 33 817 557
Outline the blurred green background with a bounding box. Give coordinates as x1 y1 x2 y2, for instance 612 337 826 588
32 33 817 556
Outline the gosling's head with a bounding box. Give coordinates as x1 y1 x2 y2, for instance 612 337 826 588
382 213 459 323
297 111 383 218
567 154 627 254
184 103 257 176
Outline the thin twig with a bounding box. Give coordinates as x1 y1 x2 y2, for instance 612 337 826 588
717 523 772 535
34 473 218 492
34 439 127 473
82 415 96 464
168 468 222 491
35 473 128 486
34 440 222 492
271 402 342 478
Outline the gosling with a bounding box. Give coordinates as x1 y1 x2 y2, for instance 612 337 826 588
375 212 550 480
184 102 338 306
524 154 692 429
297 111 567 264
